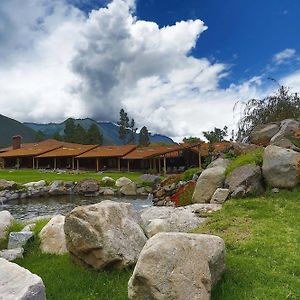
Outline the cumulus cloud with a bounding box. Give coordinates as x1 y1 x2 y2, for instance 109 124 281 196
273 48 296 64
0 0 274 140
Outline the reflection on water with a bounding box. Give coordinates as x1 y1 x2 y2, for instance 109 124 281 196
0 195 152 220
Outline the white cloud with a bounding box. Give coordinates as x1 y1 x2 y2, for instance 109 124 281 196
273 48 296 64
0 0 274 141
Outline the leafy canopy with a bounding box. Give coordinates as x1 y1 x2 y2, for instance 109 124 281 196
203 126 228 143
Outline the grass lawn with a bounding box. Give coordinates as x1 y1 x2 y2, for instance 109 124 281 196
1 189 299 299
0 169 142 184
194 189 300 300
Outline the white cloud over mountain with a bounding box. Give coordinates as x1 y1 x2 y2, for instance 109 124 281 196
0 0 298 141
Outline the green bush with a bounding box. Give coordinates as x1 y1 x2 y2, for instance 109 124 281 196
225 148 264 177
224 150 237 160
182 167 201 182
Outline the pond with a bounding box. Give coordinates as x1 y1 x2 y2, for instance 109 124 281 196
0 195 152 221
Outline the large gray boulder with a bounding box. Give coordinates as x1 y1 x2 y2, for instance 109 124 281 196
128 233 226 300
192 158 230 203
141 204 221 237
0 210 14 239
120 182 137 196
262 145 300 188
0 258 46 300
75 179 99 195
225 164 264 197
250 123 279 146
39 215 67 255
49 180 73 195
115 177 132 187
64 201 147 270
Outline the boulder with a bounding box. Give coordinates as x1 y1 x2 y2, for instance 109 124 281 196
141 204 221 237
128 233 226 300
120 182 137 196
0 258 46 299
262 145 300 188
0 179 17 190
210 188 230 204
192 159 229 203
115 177 132 187
138 174 161 187
64 201 147 269
23 180 46 188
100 176 115 186
49 181 68 195
270 119 300 149
225 164 264 197
0 248 24 261
232 142 259 156
39 215 67 255
0 210 14 239
250 123 279 146
75 179 99 195
99 188 115 195
8 232 34 250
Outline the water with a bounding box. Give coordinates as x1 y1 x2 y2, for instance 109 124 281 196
0 195 152 221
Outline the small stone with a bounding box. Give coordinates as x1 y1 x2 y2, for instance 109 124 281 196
0 248 24 261
8 231 34 249
211 188 230 204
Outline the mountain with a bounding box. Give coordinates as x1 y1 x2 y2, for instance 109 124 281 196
0 114 37 148
24 118 176 145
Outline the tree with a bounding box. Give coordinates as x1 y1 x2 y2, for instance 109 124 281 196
86 124 103 145
52 132 62 141
128 118 137 144
237 85 300 140
35 130 45 142
118 109 129 144
64 118 76 143
183 136 202 144
74 124 87 144
139 126 150 146
203 126 228 143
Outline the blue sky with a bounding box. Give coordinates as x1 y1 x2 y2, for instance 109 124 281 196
73 0 300 88
0 0 299 140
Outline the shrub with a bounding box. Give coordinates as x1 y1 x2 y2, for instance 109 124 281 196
225 148 264 177
182 167 201 182
224 150 237 160
170 181 196 207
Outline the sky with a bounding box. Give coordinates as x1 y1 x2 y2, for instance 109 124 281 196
1 0 300 141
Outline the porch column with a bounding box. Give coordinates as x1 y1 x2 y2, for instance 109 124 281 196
118 158 121 171
54 158 57 169
163 156 167 176
96 158 99 172
77 159 80 170
149 159 152 170
153 159 156 173
72 157 75 170
32 157 35 169
127 160 130 172
158 158 161 174
36 158 39 169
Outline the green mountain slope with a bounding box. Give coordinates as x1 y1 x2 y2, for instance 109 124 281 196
0 114 37 148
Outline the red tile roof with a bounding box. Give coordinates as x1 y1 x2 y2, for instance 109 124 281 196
77 145 137 158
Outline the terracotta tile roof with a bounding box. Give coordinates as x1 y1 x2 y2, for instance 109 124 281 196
37 144 98 158
77 145 137 158
122 145 182 160
188 141 232 156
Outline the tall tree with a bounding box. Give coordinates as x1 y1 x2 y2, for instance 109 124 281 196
203 126 228 143
118 109 129 144
35 130 45 142
52 131 63 141
128 118 137 144
139 126 150 146
86 124 103 145
74 124 87 144
64 118 76 142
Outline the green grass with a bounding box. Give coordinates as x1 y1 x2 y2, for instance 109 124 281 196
193 189 300 300
225 148 264 177
181 167 201 182
0 169 142 184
